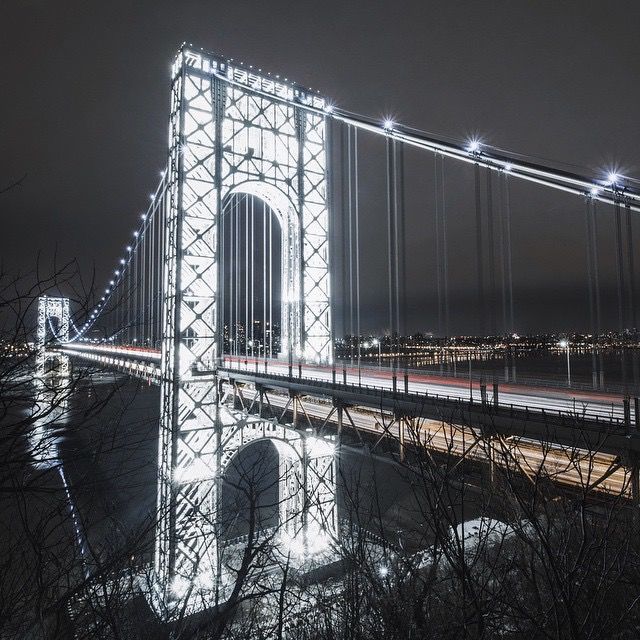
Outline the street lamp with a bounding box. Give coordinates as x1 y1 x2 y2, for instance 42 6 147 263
559 339 571 387
372 338 381 367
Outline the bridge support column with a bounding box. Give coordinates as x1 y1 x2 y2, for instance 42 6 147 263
336 403 343 438
290 391 300 429
623 396 631 430
629 459 640 530
257 386 264 418
487 436 497 488
397 415 413 463
632 467 640 506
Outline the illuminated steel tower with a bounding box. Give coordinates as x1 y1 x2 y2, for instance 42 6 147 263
155 46 334 614
36 296 70 376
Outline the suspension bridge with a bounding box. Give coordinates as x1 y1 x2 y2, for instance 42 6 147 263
35 44 640 618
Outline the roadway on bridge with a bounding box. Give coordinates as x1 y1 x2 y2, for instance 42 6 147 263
227 382 628 498
222 356 632 424
61 344 630 495
60 344 633 423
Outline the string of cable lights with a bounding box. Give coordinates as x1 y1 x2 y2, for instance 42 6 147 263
68 168 168 343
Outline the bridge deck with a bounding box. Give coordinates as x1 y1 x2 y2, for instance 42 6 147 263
59 345 640 458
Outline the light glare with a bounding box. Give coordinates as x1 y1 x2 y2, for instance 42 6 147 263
467 139 482 154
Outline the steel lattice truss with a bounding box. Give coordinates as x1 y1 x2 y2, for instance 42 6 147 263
36 296 70 377
156 46 335 615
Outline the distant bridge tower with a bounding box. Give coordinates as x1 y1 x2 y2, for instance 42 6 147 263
155 46 335 614
36 295 70 377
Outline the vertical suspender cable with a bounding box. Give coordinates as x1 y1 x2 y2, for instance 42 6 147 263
625 203 639 391
397 143 406 345
435 155 443 336
498 173 508 335
269 200 273 358
341 125 349 358
486 169 497 337
229 195 233 355
440 155 450 338
149 211 153 346
230 197 234 355
251 197 255 358
614 200 626 334
347 125 355 363
245 195 249 358
590 200 604 387
354 128 362 378
152 198 155 346
504 173 515 335
386 137 397 372
614 199 626 390
217 195 228 358
263 199 267 359
127 246 131 344
586 197 598 389
625 204 637 330
474 163 486 336
134 235 138 344
236 195 241 356
142 222 146 344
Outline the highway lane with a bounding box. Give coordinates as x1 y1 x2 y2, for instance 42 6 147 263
241 385 629 498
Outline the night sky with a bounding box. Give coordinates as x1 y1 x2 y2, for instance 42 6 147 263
2 0 640 336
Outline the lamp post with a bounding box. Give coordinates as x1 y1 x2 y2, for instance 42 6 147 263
372 338 381 367
559 339 571 387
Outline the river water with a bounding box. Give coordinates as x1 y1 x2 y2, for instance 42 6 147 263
11 363 484 590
